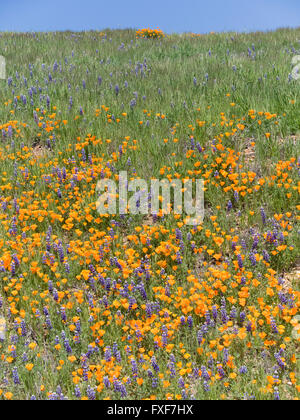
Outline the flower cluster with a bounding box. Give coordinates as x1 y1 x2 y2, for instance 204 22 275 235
136 28 164 39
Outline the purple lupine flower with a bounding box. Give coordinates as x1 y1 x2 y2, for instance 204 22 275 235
175 251 182 264
151 356 159 372
263 249 270 263
12 367 20 385
162 326 168 347
196 143 203 153
103 376 110 389
48 279 53 293
190 136 195 150
120 384 127 398
212 305 218 321
252 235 259 249
58 244 64 262
104 346 112 362
74 385 81 398
197 330 203 345
240 311 246 324
175 228 182 240
223 348 229 363
166 360 176 378
178 377 185 388
10 260 16 276
22 352 29 362
227 200 233 211
249 252 257 266
273 388 280 400
138 283 147 300
112 342 118 357
205 310 211 326
274 349 285 370
240 276 246 285
20 321 27 337
201 366 210 381
229 306 237 320
221 307 228 324
217 364 226 379
130 98 136 109
87 386 95 400
145 302 152 318
63 338 72 354
45 315 53 330
271 317 278 334
60 307 67 322
131 358 138 375
237 254 243 269
152 378 158 388
239 366 247 374
260 207 266 224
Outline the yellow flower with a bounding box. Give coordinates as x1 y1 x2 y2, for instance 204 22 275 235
28 342 37 350
4 392 13 400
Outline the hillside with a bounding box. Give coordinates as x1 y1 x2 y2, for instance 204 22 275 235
0 28 299 400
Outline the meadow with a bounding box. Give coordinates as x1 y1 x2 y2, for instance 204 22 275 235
0 27 299 400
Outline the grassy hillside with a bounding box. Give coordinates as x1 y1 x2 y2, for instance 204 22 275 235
0 28 299 400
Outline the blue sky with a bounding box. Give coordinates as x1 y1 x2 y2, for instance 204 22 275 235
0 0 300 33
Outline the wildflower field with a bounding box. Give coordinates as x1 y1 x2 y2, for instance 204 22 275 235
0 28 299 400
